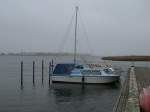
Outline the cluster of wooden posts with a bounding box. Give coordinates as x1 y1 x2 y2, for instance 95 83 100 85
20 59 54 89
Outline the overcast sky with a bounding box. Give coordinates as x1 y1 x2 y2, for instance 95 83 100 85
0 0 150 56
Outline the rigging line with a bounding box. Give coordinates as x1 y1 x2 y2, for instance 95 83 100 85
57 13 75 53
78 11 94 55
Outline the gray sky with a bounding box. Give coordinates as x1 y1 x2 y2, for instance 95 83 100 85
0 0 150 56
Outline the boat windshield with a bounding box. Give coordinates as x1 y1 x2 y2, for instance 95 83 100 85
53 64 75 75
103 69 114 74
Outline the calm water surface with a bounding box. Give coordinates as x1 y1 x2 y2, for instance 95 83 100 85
0 56 131 112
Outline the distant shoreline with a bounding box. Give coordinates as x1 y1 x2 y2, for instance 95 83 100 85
0 52 94 57
102 56 150 61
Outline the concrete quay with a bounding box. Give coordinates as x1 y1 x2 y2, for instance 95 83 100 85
113 66 150 112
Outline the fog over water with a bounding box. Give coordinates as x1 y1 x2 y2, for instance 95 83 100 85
0 0 150 56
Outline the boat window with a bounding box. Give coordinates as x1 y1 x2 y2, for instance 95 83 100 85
81 70 101 75
103 69 113 74
75 65 84 69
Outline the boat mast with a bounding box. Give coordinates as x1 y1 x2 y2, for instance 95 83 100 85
74 6 78 65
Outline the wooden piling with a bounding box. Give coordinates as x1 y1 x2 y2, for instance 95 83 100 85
81 75 85 89
33 61 35 86
42 60 44 84
52 59 54 73
49 61 53 86
21 61 23 88
82 76 85 84
49 62 51 86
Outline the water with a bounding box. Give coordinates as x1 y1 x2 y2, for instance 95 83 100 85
0 55 126 112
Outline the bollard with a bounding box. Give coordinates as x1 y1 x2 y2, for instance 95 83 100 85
21 61 23 88
33 61 35 86
42 60 44 84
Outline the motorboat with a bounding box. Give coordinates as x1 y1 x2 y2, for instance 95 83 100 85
51 64 120 84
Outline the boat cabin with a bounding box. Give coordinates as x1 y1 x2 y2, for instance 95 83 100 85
53 63 114 76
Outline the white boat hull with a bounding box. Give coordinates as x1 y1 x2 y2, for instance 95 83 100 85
51 75 119 84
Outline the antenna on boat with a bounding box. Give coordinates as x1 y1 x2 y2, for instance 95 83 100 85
74 6 78 65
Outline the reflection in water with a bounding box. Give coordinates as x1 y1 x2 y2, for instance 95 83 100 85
46 83 120 112
54 88 73 97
